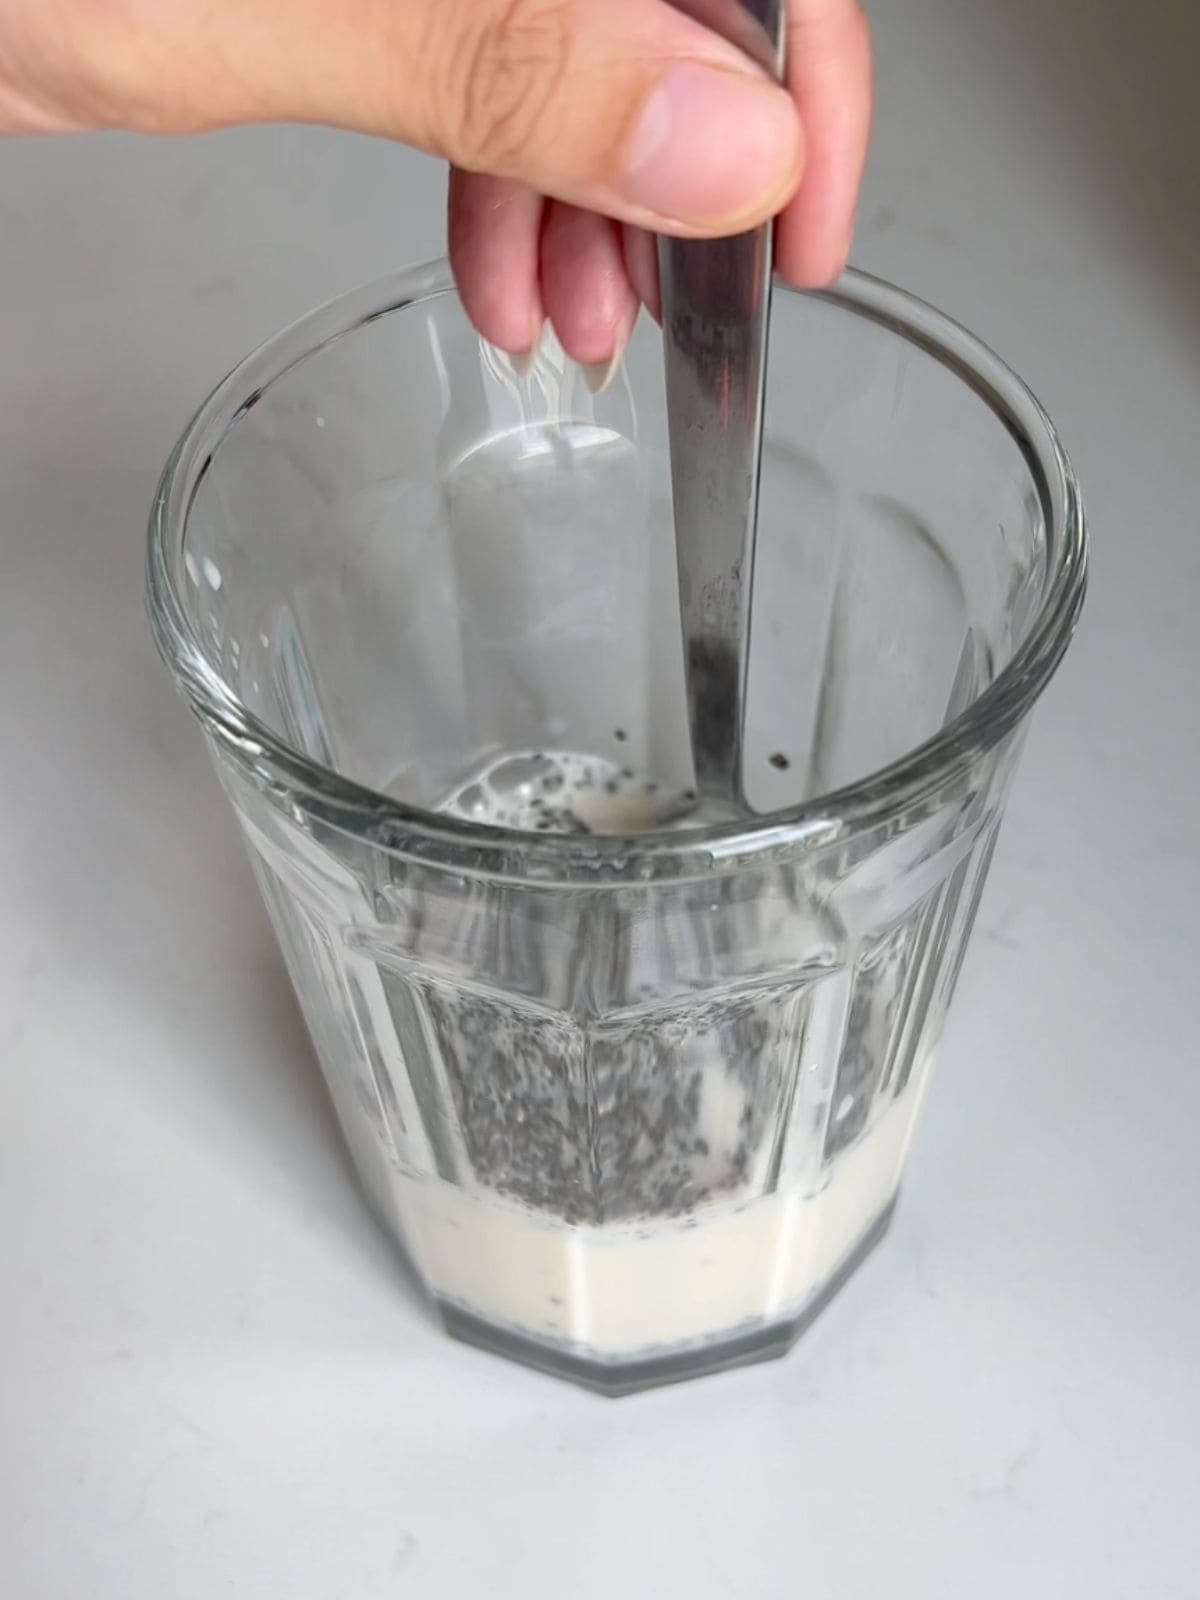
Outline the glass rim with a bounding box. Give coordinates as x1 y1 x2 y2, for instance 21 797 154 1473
147 261 1087 882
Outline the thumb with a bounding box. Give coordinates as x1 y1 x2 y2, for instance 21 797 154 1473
296 0 804 235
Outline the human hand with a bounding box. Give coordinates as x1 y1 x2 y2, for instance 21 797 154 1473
0 0 871 374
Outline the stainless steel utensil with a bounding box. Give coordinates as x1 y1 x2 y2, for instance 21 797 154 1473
660 0 787 810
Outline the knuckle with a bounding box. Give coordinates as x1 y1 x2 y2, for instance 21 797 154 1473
442 0 574 172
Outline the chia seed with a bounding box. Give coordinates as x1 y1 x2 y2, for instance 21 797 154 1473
421 749 816 1225
421 978 787 1225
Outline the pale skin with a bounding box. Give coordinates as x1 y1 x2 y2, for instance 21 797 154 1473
0 0 872 372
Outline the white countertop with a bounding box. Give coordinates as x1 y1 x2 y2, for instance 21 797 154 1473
2 2 1197 1595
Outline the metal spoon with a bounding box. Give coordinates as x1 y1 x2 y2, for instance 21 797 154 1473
660 0 787 811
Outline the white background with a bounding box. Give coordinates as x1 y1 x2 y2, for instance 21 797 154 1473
2 2 1197 1594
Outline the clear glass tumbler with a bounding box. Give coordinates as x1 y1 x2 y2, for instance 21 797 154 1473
148 263 1085 1394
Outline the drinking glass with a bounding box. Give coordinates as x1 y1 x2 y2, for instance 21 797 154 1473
148 263 1086 1394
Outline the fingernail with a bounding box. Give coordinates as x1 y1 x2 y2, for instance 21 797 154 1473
621 65 802 228
583 305 638 396
509 319 546 378
583 354 618 396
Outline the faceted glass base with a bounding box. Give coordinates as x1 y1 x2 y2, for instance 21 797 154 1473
439 1199 897 1397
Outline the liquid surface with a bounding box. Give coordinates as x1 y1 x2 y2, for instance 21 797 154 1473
439 749 710 836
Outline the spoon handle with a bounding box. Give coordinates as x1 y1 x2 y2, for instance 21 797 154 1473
660 0 787 808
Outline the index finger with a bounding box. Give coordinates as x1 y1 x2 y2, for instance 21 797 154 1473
775 0 873 287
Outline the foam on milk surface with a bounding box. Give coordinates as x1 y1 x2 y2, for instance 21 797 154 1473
440 748 700 835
